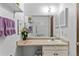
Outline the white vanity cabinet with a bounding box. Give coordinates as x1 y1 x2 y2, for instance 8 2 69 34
42 45 68 56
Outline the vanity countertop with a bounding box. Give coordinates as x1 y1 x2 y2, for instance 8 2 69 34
16 37 69 46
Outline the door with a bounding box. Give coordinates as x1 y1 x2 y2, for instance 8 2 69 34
50 16 53 37
77 3 79 56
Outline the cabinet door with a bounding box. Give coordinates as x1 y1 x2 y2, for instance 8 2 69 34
43 51 68 56
43 51 55 56
42 46 68 56
54 51 68 56
43 46 68 51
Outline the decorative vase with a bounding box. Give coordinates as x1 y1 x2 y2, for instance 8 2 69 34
23 35 28 40
23 37 26 40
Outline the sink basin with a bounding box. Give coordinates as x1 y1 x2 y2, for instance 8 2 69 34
47 39 61 42
47 40 51 41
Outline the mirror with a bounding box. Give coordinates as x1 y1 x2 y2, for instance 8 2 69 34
24 9 68 38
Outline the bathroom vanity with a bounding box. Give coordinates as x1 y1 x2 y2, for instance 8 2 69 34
16 37 69 56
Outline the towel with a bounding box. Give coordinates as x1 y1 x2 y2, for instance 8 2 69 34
0 17 16 37
0 17 4 36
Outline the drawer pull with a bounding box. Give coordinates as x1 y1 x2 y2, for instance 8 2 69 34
54 53 58 56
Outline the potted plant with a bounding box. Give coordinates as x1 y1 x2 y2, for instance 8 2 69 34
21 27 29 40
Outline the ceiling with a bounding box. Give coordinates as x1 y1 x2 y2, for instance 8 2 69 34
0 3 23 12
24 3 60 16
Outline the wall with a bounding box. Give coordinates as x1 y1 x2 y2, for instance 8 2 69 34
0 4 24 56
57 3 77 56
24 3 59 16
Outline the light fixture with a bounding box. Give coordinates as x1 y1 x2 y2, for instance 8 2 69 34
42 6 56 13
50 6 56 12
42 7 49 13
48 7 51 12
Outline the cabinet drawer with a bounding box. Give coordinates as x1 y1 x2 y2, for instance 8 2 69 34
43 51 68 56
43 46 68 51
56 51 68 56
43 51 55 56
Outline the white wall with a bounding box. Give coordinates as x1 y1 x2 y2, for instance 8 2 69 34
57 3 77 56
0 4 24 56
24 3 59 16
